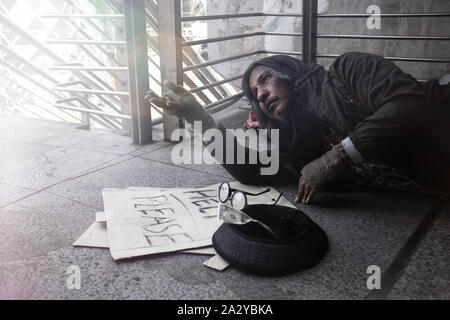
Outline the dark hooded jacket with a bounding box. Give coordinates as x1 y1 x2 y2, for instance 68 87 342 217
224 52 450 192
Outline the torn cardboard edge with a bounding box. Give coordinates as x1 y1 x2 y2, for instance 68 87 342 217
73 221 108 248
203 254 230 272
96 211 107 222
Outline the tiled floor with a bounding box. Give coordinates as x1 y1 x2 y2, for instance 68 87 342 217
0 110 448 300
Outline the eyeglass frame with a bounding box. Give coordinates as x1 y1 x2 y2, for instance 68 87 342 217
218 182 283 211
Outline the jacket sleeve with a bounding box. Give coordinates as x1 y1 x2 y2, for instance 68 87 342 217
205 122 296 185
328 52 428 162
192 114 296 185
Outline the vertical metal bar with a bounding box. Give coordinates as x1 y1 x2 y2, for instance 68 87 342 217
123 0 153 144
302 0 317 63
80 93 91 130
158 0 184 141
111 8 132 133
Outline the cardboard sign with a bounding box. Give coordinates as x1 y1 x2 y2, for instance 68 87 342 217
74 182 293 261
102 185 223 260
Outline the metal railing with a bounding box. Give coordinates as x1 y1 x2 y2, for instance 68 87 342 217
175 0 450 121
0 0 241 142
0 0 129 131
314 9 450 64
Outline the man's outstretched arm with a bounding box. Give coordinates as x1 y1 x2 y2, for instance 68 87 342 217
145 80 295 185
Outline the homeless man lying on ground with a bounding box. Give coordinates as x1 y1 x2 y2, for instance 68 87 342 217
145 51 450 204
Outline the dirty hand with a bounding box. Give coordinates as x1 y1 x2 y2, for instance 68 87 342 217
295 143 352 205
295 176 317 204
144 80 207 124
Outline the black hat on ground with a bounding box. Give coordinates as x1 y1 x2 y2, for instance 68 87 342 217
212 204 328 276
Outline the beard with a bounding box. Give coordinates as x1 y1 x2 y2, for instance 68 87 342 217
274 101 293 123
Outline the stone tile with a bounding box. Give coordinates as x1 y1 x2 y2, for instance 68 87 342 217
142 253 356 300
387 203 450 300
0 246 237 299
0 145 121 190
70 126 172 156
0 246 354 300
128 139 175 158
0 183 37 208
70 132 140 155
0 115 103 147
0 191 98 262
0 140 59 169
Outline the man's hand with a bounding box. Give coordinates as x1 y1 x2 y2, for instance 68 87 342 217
144 80 206 123
295 143 353 205
144 91 182 116
295 176 316 204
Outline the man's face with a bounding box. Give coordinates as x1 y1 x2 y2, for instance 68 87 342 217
248 65 291 123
